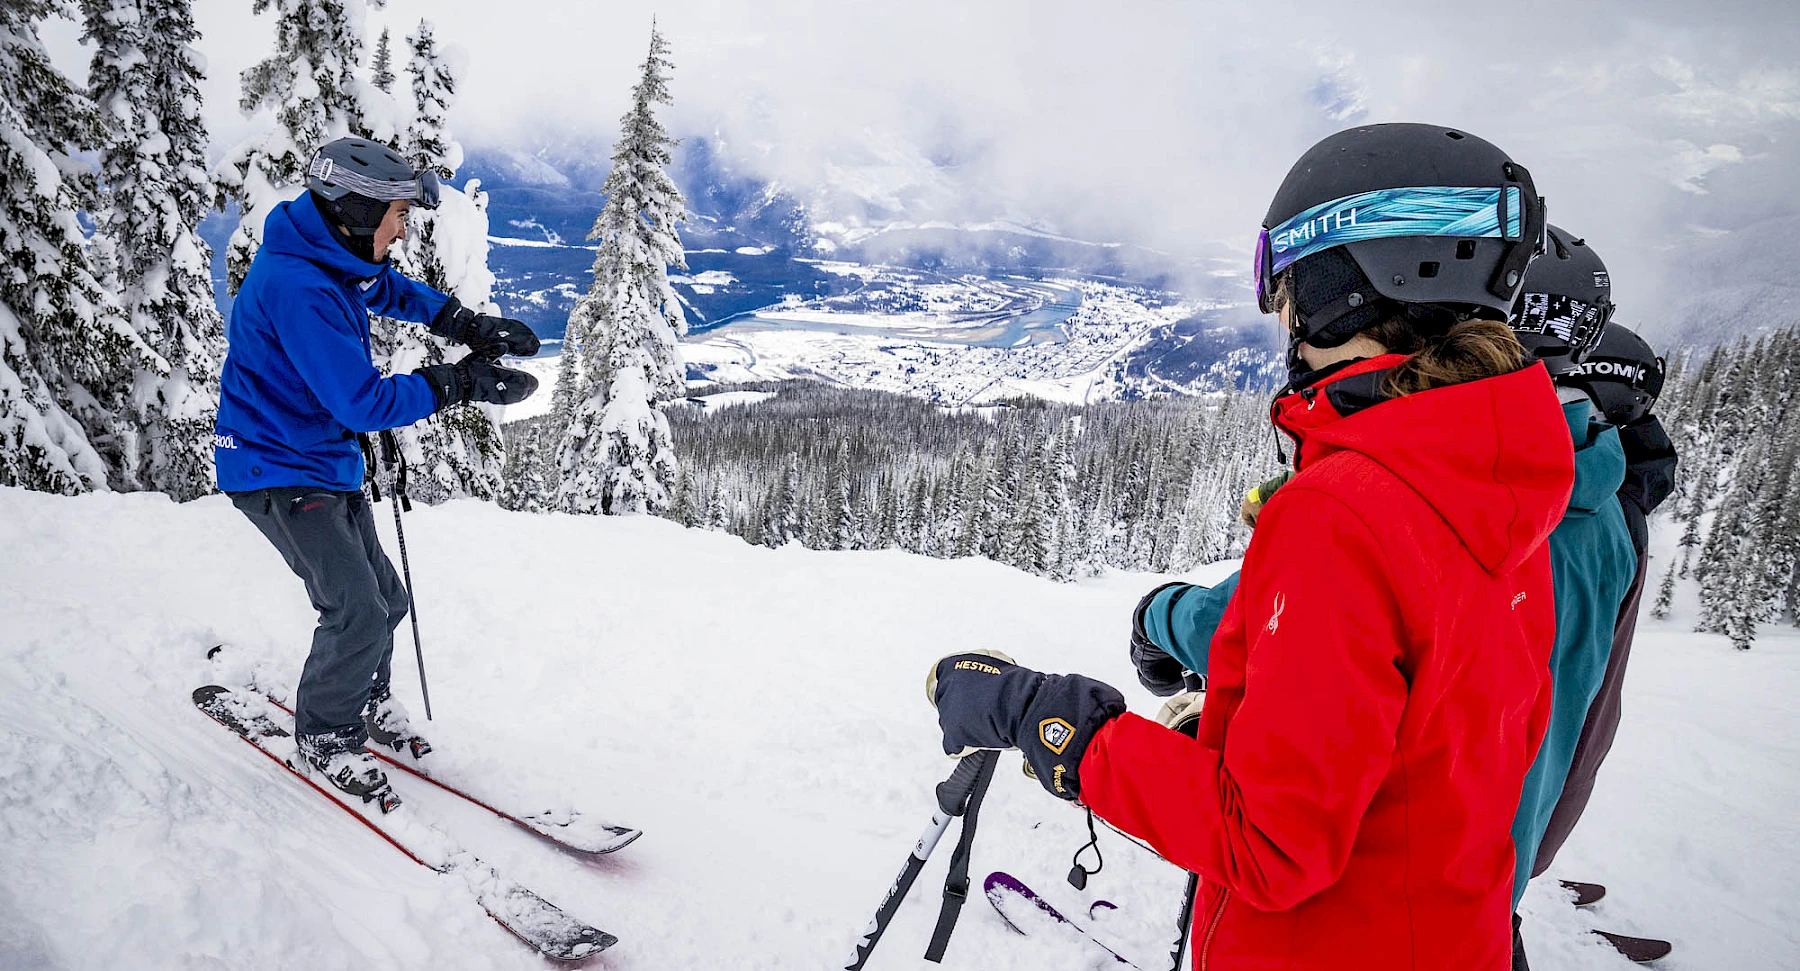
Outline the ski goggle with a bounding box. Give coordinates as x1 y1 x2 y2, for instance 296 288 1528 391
307 155 442 209
1255 185 1527 314
1513 292 1614 354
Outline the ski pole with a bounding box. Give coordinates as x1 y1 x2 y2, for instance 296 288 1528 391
845 749 998 970
1168 672 1206 971
379 430 433 721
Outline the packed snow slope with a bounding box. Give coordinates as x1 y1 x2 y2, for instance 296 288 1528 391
1 487 1794 970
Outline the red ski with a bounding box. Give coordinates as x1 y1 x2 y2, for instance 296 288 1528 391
193 685 616 962
257 691 642 856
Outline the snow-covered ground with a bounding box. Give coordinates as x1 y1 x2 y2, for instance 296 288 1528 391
672 390 777 413
1 488 1793 969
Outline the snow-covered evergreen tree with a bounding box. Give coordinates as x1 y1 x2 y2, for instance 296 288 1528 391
215 0 373 293
84 0 225 501
399 21 457 180
377 18 505 505
498 423 546 513
555 27 688 515
707 478 730 531
549 320 583 432
0 0 163 494
370 26 394 94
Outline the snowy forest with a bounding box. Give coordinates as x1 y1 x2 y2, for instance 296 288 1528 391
504 383 1277 579
1652 326 1800 650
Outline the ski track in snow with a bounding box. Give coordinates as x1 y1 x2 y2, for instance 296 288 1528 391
0 487 1794 970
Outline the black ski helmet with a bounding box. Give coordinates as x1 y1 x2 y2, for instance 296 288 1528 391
1508 225 1615 377
1556 322 1664 425
305 137 440 259
1256 123 1547 368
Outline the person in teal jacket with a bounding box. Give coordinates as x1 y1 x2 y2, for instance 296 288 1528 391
1128 228 1640 971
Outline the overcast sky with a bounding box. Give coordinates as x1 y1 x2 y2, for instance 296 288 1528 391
40 0 1800 334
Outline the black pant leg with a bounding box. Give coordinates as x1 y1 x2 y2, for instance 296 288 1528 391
348 491 409 696
233 488 397 740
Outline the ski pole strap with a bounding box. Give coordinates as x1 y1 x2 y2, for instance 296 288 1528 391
358 433 383 503
377 430 412 512
924 752 997 963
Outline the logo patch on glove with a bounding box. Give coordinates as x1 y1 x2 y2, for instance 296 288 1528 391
1039 717 1075 754
955 659 1003 675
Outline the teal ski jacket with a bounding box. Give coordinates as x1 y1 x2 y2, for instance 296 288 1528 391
1136 399 1635 907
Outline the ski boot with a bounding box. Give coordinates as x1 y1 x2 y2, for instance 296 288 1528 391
297 728 402 814
365 683 432 760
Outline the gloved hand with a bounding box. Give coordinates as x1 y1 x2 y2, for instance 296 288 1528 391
927 651 1125 801
429 298 540 358
1155 689 1206 738
1240 470 1292 527
1130 582 1189 697
415 357 538 408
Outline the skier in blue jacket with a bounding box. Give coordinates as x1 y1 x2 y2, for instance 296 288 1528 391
1127 229 1640 971
216 137 540 805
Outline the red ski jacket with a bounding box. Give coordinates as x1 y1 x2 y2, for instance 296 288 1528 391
1082 356 1573 971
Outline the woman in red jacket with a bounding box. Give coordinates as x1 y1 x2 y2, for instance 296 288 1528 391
930 124 1575 970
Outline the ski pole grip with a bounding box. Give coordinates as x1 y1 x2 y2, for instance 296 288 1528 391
936 750 996 816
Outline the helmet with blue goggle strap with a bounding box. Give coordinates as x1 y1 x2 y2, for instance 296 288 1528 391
1255 124 1547 377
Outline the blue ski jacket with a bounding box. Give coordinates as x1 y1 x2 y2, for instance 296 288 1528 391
1506 399 1635 906
1136 399 1636 908
214 192 449 492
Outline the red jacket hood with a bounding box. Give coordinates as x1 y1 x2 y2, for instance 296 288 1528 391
1273 356 1573 575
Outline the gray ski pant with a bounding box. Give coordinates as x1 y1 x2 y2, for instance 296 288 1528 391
231 487 408 741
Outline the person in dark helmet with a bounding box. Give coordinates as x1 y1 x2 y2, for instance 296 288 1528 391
1500 227 1638 970
930 123 1572 971
1531 321 1678 941
214 136 541 805
1556 323 1676 554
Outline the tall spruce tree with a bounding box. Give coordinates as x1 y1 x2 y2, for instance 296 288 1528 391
0 0 163 493
555 27 688 515
370 26 394 94
378 18 506 504
84 0 226 501
215 0 372 293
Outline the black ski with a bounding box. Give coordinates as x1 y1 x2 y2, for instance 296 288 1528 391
1594 930 1672 964
1559 880 1605 907
193 685 616 962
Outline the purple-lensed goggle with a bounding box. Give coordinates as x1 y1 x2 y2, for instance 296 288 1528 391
1254 185 1529 316
1255 228 1274 314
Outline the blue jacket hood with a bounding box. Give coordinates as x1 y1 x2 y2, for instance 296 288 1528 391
263 192 386 281
212 192 450 492
1561 399 1628 517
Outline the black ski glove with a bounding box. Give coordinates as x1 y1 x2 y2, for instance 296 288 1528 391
415 358 538 409
928 651 1125 801
1130 581 1190 697
428 298 541 359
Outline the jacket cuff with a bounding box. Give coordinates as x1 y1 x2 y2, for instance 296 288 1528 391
427 296 466 340
1141 583 1192 656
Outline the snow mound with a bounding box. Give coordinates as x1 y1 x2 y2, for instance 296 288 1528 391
0 488 1793 969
